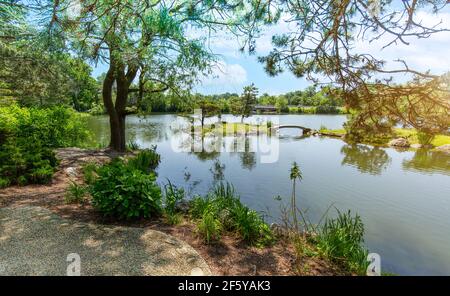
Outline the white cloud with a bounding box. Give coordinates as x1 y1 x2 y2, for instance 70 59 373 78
200 61 247 87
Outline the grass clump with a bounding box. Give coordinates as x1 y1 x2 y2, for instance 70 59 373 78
65 181 88 204
127 146 161 174
197 211 222 243
190 182 273 246
163 180 185 225
315 209 368 275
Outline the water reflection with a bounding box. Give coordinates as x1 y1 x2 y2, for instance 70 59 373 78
239 137 256 171
341 144 391 175
210 159 226 183
403 149 450 175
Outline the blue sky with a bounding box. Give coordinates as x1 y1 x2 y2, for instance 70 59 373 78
92 5 450 96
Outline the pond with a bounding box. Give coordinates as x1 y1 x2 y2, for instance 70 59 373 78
87 114 450 275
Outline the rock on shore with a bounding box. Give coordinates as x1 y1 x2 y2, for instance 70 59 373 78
388 138 410 148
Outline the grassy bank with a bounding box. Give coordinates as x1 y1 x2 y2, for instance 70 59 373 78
319 127 450 147
393 128 450 147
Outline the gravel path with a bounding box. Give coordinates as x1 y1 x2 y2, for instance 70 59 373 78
0 206 211 276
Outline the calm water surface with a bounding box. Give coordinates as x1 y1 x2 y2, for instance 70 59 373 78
87 114 450 275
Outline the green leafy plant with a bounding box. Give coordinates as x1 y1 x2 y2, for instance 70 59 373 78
127 147 161 174
417 131 435 146
189 182 273 246
127 140 140 151
0 142 57 187
65 181 88 204
90 160 162 219
82 162 99 185
163 180 185 225
316 209 369 274
231 203 273 245
0 104 89 187
197 211 222 244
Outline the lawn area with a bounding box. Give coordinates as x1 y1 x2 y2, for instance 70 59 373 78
320 127 450 147
318 128 346 136
201 122 271 135
393 128 450 146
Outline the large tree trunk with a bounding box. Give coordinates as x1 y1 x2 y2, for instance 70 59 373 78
102 59 138 152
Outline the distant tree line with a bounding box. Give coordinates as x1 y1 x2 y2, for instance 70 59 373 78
137 84 344 114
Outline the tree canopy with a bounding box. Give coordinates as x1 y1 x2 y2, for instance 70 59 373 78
257 0 450 136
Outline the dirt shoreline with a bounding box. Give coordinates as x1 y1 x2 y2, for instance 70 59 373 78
0 147 345 276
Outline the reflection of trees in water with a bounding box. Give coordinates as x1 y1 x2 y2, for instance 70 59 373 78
191 135 221 161
239 137 256 171
138 122 168 142
341 144 391 175
210 159 226 183
402 150 450 175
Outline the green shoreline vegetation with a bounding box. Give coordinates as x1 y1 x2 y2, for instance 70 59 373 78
0 104 372 275
74 150 371 275
318 126 450 148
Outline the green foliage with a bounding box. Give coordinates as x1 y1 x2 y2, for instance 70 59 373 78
197 211 222 244
0 104 90 187
89 102 106 115
231 203 273 245
275 97 289 113
127 147 161 174
126 140 140 151
315 105 339 114
190 182 273 246
0 104 91 148
90 159 162 219
194 99 221 126
344 114 394 145
231 84 258 121
65 181 88 204
82 162 99 185
417 131 435 146
163 180 185 225
316 210 369 275
0 140 57 187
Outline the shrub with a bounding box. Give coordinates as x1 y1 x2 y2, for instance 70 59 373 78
88 102 106 115
65 181 88 204
81 162 99 185
0 141 57 187
316 209 368 274
90 160 162 219
0 104 90 187
197 211 222 244
231 203 273 245
0 178 10 188
127 147 161 174
190 195 213 219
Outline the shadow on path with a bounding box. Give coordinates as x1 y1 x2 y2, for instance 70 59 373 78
0 206 211 276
